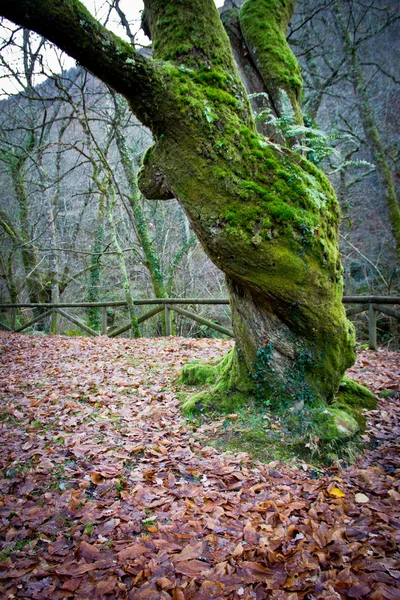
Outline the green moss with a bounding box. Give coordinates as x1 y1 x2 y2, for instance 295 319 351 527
196 400 364 465
239 0 302 120
179 361 220 386
193 69 230 86
329 376 376 432
313 407 359 440
183 389 248 415
336 376 377 410
333 402 367 431
204 87 238 106
268 200 296 222
181 349 254 414
149 0 239 74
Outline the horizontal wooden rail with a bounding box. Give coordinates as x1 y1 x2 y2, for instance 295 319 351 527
0 297 399 349
0 298 230 308
108 306 164 338
1 296 400 309
374 304 400 320
168 304 234 337
342 296 400 304
345 305 368 317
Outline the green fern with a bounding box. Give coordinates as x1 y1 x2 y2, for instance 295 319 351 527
330 159 375 173
248 89 374 171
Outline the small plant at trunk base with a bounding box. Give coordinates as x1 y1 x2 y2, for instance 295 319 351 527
250 339 316 413
84 523 95 536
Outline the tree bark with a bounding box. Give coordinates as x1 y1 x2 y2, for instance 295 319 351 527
0 0 356 412
37 151 60 334
239 0 303 122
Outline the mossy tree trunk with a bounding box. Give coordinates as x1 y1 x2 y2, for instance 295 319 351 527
105 184 141 338
86 196 105 331
110 92 171 334
0 134 50 314
0 0 355 408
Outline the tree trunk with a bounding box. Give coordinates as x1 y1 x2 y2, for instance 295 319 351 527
139 0 353 401
9 135 47 307
0 0 360 439
106 185 141 338
332 0 400 263
86 197 105 330
111 93 169 302
37 149 60 334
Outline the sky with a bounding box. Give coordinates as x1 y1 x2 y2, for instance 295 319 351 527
0 0 224 96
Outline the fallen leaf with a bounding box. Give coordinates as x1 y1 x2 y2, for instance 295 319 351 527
329 487 346 498
117 543 148 562
78 541 100 562
355 492 369 503
90 472 105 484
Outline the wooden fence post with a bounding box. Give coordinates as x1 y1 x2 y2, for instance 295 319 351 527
11 308 16 330
164 304 172 336
368 303 377 350
50 310 59 335
101 306 108 336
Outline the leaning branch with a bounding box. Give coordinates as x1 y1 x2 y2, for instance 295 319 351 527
0 0 161 128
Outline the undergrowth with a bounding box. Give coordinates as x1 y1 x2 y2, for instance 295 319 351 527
186 398 364 467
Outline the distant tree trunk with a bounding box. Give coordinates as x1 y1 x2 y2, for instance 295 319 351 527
0 252 19 304
111 93 169 302
9 135 47 307
105 184 140 337
37 148 60 333
86 195 105 330
333 0 400 263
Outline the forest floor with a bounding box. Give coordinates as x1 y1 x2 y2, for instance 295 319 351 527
0 331 399 600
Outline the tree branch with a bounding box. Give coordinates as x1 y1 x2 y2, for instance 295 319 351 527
0 0 162 128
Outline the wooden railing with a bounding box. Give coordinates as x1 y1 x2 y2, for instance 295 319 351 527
342 296 400 350
0 298 233 339
0 296 399 349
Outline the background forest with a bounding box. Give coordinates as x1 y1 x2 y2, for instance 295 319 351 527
0 0 398 342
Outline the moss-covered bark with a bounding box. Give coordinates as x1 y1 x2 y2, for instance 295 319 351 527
239 0 303 122
138 0 355 421
1 0 362 444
